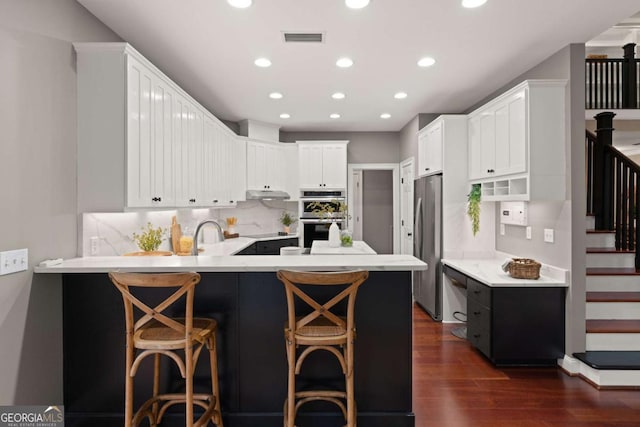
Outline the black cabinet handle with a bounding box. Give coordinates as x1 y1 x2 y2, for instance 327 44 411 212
473 290 481 294
473 311 481 315
425 168 430 171
230 200 234 203
213 200 218 203
408 233 413 236
486 169 495 173
473 334 481 338
189 198 196 203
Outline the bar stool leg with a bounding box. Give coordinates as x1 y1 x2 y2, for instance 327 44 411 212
151 353 161 426
346 340 355 427
125 343 134 427
208 334 224 427
286 340 295 427
186 343 194 427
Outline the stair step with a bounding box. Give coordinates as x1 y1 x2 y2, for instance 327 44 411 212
587 320 640 333
587 275 640 292
587 267 640 276
587 252 636 268
586 232 616 248
587 247 635 254
586 229 616 234
586 215 595 229
587 292 640 302
574 351 640 370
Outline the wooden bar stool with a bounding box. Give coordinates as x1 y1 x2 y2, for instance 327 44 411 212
109 272 223 427
276 270 369 427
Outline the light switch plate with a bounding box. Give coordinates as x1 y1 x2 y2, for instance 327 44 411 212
526 226 532 240
0 248 28 275
544 228 554 243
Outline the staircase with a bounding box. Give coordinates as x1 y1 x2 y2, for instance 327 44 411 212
573 113 640 388
571 215 640 388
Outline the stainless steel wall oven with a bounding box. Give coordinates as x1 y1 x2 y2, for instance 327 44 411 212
299 190 346 248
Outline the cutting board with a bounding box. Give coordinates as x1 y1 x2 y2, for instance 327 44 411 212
171 216 182 254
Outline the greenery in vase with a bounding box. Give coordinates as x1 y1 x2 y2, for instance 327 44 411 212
467 184 481 236
132 222 166 252
279 211 297 227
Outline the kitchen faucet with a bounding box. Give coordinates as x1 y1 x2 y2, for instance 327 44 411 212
192 220 225 255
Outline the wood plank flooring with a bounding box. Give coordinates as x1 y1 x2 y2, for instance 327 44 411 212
412 305 640 427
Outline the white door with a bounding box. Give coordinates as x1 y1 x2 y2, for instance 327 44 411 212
400 159 415 255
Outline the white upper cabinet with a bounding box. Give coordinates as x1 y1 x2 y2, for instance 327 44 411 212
75 43 243 211
298 141 348 189
417 119 444 177
246 140 285 191
468 88 526 181
467 80 567 201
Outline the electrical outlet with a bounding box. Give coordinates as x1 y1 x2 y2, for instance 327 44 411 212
544 228 555 243
500 224 505 236
90 237 99 256
526 226 532 239
0 248 29 275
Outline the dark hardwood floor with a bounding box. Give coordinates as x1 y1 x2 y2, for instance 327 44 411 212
412 305 640 427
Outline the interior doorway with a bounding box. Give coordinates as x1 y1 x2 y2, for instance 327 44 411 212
400 158 415 255
347 163 400 254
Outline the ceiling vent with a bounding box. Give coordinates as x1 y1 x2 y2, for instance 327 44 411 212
282 32 324 43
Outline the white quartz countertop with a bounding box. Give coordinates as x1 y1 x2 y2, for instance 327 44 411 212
34 254 427 273
442 257 568 287
310 240 377 255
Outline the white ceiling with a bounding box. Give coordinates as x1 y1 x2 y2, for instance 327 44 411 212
77 0 640 132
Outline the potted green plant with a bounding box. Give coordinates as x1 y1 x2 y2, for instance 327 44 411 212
129 222 168 255
467 184 481 236
279 211 297 234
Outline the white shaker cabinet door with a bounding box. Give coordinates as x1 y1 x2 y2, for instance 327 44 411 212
507 91 527 175
174 97 204 207
230 135 247 203
424 121 443 175
298 144 324 189
321 143 347 189
265 143 284 191
126 55 156 208
247 141 268 190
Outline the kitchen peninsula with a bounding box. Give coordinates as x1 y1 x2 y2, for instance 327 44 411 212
36 253 426 427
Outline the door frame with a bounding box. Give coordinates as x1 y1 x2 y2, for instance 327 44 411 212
399 157 415 255
347 163 400 254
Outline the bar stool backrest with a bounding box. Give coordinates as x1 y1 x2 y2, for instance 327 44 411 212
276 270 369 335
108 272 201 341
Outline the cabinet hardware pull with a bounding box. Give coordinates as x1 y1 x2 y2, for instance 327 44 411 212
213 200 218 203
473 334 481 338
473 290 481 294
473 311 481 315
425 168 430 171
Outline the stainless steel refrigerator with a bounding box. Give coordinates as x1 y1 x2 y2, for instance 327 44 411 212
413 174 442 321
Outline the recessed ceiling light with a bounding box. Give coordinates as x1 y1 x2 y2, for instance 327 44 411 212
394 92 408 99
269 92 283 99
332 92 346 100
345 0 370 9
380 113 391 119
462 0 487 8
417 57 436 67
280 113 291 119
228 0 252 8
254 57 272 68
336 57 354 68
330 113 341 119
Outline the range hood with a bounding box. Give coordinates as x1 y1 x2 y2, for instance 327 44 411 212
246 189 291 200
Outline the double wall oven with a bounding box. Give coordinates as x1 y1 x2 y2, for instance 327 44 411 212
299 190 346 248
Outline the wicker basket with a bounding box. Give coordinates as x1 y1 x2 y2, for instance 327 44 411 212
508 258 541 280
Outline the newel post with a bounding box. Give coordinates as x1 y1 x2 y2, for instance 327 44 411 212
622 43 637 108
594 112 616 230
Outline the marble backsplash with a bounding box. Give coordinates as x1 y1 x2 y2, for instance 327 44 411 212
80 200 299 256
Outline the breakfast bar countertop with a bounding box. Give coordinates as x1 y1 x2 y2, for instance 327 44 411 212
310 240 377 255
34 254 426 273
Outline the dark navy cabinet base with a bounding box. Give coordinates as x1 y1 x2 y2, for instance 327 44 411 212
62 271 414 426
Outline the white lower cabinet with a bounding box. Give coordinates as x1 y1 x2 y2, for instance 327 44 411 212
467 80 566 201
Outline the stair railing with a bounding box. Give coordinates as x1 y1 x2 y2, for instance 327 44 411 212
586 43 639 109
587 111 640 269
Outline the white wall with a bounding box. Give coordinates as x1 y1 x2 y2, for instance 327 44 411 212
281 131 400 163
0 0 121 404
